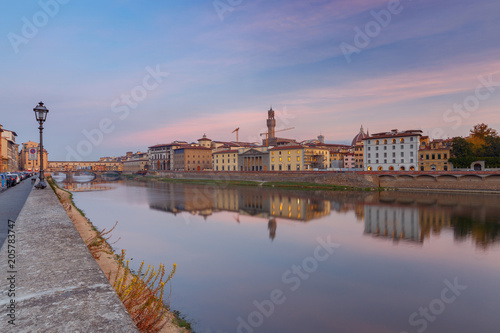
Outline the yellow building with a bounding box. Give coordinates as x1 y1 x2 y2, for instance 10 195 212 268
419 139 452 171
213 149 238 171
19 141 48 172
269 145 330 171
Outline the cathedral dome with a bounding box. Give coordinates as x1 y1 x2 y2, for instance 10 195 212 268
351 125 368 146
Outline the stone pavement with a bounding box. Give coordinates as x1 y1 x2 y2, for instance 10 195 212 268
0 177 34 250
0 183 138 332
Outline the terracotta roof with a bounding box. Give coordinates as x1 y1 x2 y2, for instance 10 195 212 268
174 146 211 151
363 130 423 140
269 145 304 150
213 150 239 154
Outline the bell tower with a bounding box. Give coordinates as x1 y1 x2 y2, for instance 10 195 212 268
267 107 276 140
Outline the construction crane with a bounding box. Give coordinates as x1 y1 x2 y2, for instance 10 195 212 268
260 127 295 146
232 127 240 142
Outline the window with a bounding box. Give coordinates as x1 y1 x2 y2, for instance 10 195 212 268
401 152 404 157
297 157 300 161
272 165 275 170
400 138 405 143
400 145 404 149
392 139 396 144
376 153 379 158
368 153 371 158
392 146 395 150
410 159 414 163
297 150 300 154
401 159 404 163
384 146 387 150
376 147 379 151
279 165 282 171
287 165 291 170
393 159 396 163
420 154 423 159
384 159 387 163
410 152 413 157
410 137 414 141
296 164 300 170
392 152 396 157
432 154 435 160
368 147 371 151
272 157 274 162
375 140 380 145
438 154 441 159
384 153 387 157
279 157 282 162
383 139 387 144
288 157 291 162
444 154 447 159
376 159 379 163
378 166 383 171
426 154 429 160
367 166 372 171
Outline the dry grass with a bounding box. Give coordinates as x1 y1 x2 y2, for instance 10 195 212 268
85 221 120 260
109 250 177 333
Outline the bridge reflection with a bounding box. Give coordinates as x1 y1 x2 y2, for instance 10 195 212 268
144 181 500 246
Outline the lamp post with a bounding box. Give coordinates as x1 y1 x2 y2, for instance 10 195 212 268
33 102 49 189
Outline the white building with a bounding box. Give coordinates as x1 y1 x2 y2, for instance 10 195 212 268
363 129 422 171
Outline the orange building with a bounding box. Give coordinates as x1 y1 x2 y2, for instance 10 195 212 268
19 141 48 172
173 146 212 171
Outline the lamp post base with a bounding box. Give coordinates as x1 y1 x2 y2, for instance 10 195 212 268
35 180 47 189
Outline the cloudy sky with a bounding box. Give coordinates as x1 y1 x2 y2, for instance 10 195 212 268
1 0 500 160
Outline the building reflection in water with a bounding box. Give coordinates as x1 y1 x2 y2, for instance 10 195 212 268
364 205 421 243
145 182 500 247
147 183 331 240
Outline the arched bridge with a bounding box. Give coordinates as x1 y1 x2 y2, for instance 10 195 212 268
50 170 122 181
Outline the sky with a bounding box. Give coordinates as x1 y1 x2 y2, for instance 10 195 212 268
1 0 500 161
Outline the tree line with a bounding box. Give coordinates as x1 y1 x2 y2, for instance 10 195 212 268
449 123 500 168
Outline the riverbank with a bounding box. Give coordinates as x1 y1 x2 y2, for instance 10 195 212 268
48 178 189 333
123 174 379 192
125 170 500 193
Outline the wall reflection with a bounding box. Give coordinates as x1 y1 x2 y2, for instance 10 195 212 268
144 181 500 247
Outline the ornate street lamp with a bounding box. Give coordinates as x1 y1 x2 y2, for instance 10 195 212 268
33 102 49 189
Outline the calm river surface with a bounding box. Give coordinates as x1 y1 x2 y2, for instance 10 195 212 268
61 179 500 333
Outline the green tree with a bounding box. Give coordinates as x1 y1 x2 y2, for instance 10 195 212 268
449 137 474 168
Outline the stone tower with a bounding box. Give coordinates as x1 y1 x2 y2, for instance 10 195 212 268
267 107 276 140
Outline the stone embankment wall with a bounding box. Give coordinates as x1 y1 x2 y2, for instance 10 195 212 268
156 171 378 188
153 171 500 192
0 185 138 332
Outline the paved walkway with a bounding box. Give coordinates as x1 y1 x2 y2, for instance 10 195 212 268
0 177 34 250
0 183 138 332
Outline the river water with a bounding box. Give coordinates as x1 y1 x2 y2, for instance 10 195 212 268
59 178 500 333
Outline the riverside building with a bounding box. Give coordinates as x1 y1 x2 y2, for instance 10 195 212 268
363 129 423 171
